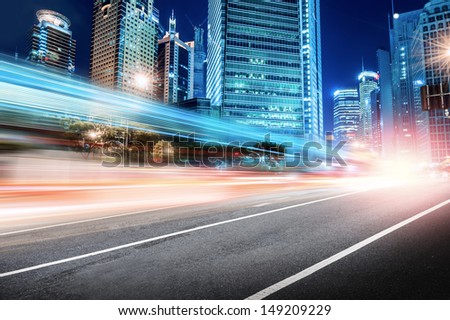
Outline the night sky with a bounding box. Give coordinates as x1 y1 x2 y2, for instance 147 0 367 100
0 0 429 132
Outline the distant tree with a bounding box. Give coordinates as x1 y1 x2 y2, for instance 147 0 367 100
130 130 160 148
153 140 174 163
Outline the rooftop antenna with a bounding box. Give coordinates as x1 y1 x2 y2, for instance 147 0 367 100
362 56 365 72
185 14 207 31
15 47 18 60
391 0 396 16
185 14 208 45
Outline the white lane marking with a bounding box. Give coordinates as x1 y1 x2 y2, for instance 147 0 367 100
252 202 272 208
246 199 450 300
0 191 363 278
0 205 181 237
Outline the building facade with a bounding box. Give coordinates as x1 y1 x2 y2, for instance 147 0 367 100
377 49 395 159
371 88 382 154
333 89 360 143
207 0 323 140
152 7 165 40
301 0 323 141
26 10 76 73
156 12 194 104
358 71 379 146
390 9 422 158
411 23 430 163
412 0 450 163
90 0 158 99
193 27 207 98
176 98 218 117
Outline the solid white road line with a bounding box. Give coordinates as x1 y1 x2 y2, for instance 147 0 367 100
245 199 450 300
252 202 272 208
0 191 362 278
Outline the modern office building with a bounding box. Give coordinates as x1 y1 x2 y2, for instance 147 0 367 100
207 0 323 140
377 49 396 159
301 0 323 141
411 0 450 163
26 10 76 73
358 70 379 145
192 27 207 98
411 25 430 163
176 98 219 117
90 0 158 100
152 7 165 39
333 89 360 143
156 11 194 104
390 8 422 158
371 88 383 154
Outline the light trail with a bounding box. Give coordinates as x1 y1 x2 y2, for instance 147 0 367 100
0 55 308 150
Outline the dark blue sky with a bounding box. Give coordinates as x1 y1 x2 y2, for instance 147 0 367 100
0 0 429 131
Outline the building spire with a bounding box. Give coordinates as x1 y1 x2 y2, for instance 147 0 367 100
362 56 365 72
169 10 176 34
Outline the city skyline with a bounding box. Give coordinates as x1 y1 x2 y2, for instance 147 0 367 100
0 0 429 132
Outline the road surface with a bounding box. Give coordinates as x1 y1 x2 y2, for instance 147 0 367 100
1 160 449 299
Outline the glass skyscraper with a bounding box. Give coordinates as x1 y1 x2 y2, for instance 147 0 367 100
371 88 382 154
26 10 76 74
207 0 323 140
301 0 323 141
390 9 422 158
156 12 194 104
193 27 207 98
90 0 158 100
333 89 360 143
411 0 450 163
377 49 395 159
358 71 379 145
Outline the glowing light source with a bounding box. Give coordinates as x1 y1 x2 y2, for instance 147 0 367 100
88 131 98 139
135 73 150 89
422 37 450 70
393 13 400 19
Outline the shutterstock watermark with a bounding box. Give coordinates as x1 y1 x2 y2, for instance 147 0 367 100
100 132 347 169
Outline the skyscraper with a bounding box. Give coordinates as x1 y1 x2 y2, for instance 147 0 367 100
90 0 158 99
152 7 165 40
377 49 395 159
411 0 450 163
390 9 422 158
26 10 76 73
371 88 383 154
358 71 379 145
192 27 207 98
156 12 194 104
301 0 323 141
333 89 360 143
207 0 323 140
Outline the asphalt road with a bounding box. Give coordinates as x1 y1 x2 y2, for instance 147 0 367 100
1 176 449 299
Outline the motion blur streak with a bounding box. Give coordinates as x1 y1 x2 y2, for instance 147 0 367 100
0 55 305 147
